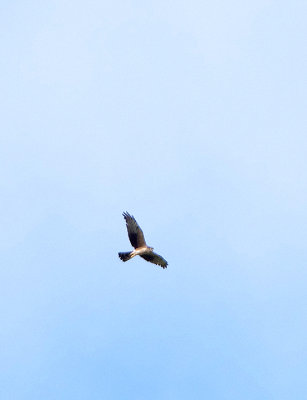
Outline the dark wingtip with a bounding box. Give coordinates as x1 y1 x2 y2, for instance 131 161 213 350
158 259 168 269
123 211 133 220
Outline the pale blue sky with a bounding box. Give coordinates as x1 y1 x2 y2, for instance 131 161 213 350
1 1 307 399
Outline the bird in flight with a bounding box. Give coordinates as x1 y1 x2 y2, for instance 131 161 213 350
118 212 168 269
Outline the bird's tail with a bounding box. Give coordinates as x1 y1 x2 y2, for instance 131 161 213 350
118 251 133 262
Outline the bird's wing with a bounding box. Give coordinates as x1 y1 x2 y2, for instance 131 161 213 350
140 252 168 269
123 212 147 248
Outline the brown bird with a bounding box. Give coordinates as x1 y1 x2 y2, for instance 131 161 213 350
118 212 168 269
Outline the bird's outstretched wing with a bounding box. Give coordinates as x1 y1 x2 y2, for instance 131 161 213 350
123 212 146 248
140 252 168 269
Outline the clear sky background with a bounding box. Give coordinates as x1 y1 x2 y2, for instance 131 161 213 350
1 1 307 399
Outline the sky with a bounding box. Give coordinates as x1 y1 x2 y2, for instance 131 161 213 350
1 0 307 399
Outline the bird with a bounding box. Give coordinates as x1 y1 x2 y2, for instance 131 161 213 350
118 212 168 269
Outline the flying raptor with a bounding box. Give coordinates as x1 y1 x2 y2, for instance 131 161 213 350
118 212 168 269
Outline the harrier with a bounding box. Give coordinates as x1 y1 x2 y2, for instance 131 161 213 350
118 212 168 269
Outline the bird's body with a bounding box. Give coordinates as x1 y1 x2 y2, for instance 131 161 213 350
118 246 153 262
118 212 168 269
